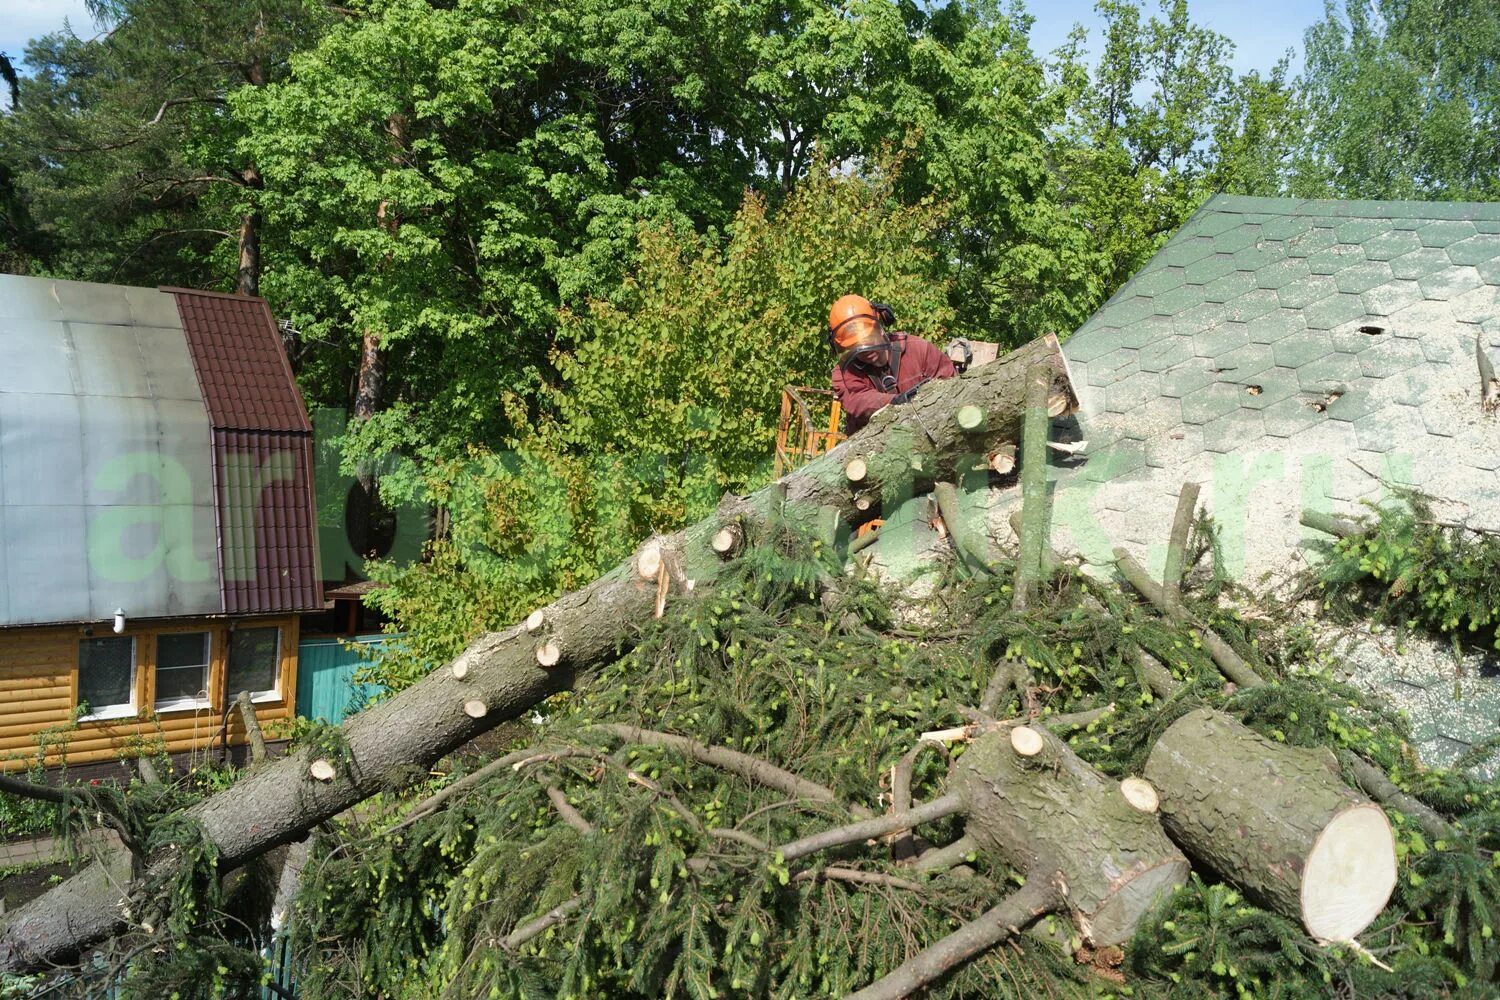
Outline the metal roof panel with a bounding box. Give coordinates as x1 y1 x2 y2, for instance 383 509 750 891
0 277 225 626
1 392 85 507
71 323 154 398
0 274 65 322
0 319 75 395
53 279 134 326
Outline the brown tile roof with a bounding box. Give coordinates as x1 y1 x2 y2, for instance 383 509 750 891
214 430 323 614
168 288 322 613
167 288 311 433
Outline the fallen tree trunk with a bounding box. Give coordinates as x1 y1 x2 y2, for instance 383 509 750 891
0 334 1076 974
948 725 1189 947
1144 709 1396 942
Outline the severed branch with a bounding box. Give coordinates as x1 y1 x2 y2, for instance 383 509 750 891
1161 481 1201 613
1478 333 1498 415
1137 650 1182 700
235 691 268 766
793 867 924 892
776 794 963 863
931 482 993 575
841 872 1064 1000
544 786 594 836
501 896 584 952
1012 365 1055 612
1340 752 1457 845
1300 508 1361 539
890 741 949 860
594 724 874 820
1114 548 1265 689
979 658 1024 717
910 835 978 873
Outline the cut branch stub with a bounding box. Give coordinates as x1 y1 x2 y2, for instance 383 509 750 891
463 700 488 720
1145 709 1396 942
451 662 469 680
1046 392 1071 418
635 541 663 581
524 610 546 634
1119 777 1159 814
988 444 1016 475
710 524 742 557
955 403 985 431
844 457 868 483
308 759 336 783
1009 725 1044 757
535 640 562 668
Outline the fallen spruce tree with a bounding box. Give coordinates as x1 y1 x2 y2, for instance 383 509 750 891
32 506 1486 1000
5 340 1500 998
0 337 1076 975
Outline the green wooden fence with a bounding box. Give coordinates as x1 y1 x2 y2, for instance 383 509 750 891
294 634 396 724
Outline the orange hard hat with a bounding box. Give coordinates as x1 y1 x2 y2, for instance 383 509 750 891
827 294 885 352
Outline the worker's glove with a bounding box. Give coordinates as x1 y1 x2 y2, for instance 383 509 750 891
890 383 921 405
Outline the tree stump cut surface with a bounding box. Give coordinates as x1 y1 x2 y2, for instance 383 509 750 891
1144 709 1396 941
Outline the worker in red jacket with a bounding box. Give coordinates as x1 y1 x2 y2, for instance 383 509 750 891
828 294 956 434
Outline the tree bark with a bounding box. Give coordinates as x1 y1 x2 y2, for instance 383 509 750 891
948 725 1189 946
0 334 1076 974
1144 709 1396 941
235 690 268 766
1012 363 1055 611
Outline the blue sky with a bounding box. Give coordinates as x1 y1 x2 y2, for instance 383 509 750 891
1 0 1321 76
1025 0 1317 74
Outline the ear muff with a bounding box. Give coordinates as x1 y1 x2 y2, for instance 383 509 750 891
872 303 896 328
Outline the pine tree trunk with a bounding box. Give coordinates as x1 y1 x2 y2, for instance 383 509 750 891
1144 709 1397 941
950 725 1189 946
0 335 1074 973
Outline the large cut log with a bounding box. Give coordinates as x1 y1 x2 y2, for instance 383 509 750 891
1144 709 1396 942
0 335 1077 973
947 724 1189 946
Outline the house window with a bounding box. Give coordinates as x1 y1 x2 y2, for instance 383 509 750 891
155 632 211 710
226 626 280 700
78 636 136 720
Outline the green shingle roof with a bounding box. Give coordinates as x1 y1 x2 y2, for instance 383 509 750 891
1055 195 1500 769
1064 194 1500 463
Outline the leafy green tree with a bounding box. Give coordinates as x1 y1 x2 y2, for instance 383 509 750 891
0 51 45 274
0 0 325 290
1050 0 1302 294
1294 0 1500 200
363 157 954 687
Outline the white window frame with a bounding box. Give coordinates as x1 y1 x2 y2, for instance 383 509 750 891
226 625 282 704
154 630 213 713
77 635 138 722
